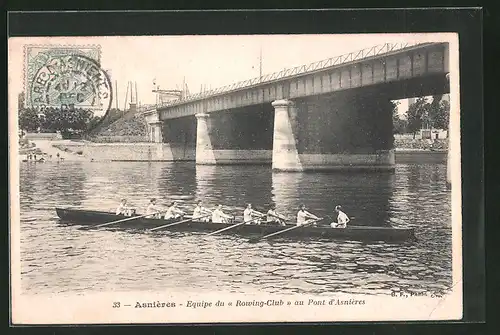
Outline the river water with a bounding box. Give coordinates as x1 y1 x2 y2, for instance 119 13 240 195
18 161 452 296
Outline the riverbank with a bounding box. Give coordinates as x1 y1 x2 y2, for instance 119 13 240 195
19 139 447 164
21 139 195 162
394 148 447 164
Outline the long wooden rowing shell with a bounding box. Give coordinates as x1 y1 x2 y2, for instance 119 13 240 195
55 208 416 242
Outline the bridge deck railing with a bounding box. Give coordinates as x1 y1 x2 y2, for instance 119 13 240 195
153 41 432 109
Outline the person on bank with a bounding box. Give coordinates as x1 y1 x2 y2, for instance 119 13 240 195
297 204 321 226
331 205 350 228
116 198 133 216
193 200 212 222
212 204 234 224
266 204 287 226
164 201 186 220
243 203 264 224
146 198 162 219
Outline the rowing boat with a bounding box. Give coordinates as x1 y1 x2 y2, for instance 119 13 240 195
55 208 416 242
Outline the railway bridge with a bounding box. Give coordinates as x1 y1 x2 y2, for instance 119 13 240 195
142 41 451 171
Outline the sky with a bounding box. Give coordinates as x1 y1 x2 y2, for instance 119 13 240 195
9 33 456 116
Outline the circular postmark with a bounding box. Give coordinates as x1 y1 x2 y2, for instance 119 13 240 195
29 54 112 116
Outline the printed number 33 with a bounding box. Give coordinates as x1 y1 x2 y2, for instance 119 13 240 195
113 302 120 308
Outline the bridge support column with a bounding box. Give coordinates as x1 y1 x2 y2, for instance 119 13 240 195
195 113 216 164
272 99 302 171
272 93 395 172
148 121 163 143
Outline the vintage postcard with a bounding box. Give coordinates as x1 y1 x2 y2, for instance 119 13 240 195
9 33 462 324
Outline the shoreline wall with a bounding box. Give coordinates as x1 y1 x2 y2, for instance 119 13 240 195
394 138 448 150
55 142 195 161
50 139 447 163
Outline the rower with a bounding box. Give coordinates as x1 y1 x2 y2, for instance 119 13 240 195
116 199 132 216
193 200 211 222
164 201 185 220
146 198 161 219
297 204 320 226
331 205 350 228
243 203 264 224
266 204 287 226
212 204 233 224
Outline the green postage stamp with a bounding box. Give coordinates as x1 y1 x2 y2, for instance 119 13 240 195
24 44 112 114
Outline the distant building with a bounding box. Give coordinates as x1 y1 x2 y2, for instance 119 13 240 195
420 128 448 140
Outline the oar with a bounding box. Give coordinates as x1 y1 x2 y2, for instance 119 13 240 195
150 213 211 232
206 216 261 236
248 217 324 243
94 210 166 228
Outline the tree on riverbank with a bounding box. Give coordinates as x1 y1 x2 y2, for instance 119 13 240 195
428 95 450 130
406 95 450 138
406 97 428 137
18 106 101 136
392 100 407 134
18 108 41 132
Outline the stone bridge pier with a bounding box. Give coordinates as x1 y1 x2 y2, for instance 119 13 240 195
271 90 395 171
144 109 197 161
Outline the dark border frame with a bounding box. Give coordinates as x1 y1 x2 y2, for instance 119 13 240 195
5 8 485 333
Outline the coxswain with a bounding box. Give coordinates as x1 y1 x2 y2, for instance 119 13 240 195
116 199 132 216
266 204 287 226
243 203 264 224
212 204 233 224
296 204 320 226
193 200 211 222
146 198 161 219
331 205 350 228
164 201 185 220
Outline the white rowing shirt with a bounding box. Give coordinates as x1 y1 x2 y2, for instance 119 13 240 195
267 209 277 222
116 203 128 215
297 210 307 225
146 204 159 218
243 208 255 222
212 208 229 224
165 206 183 220
337 210 350 225
193 206 210 221
297 210 317 226
193 206 203 217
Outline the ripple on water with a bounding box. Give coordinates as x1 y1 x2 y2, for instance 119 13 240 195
18 161 453 296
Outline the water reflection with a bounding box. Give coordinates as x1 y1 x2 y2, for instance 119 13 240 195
272 171 394 226
159 162 197 198
20 162 87 211
195 164 273 216
18 161 452 296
